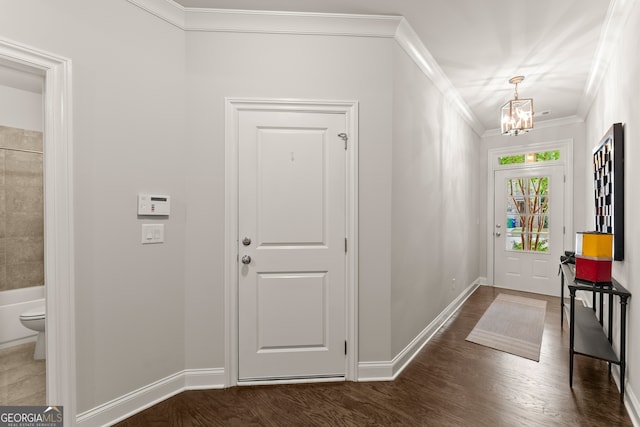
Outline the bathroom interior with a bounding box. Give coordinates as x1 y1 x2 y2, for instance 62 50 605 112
0 63 46 406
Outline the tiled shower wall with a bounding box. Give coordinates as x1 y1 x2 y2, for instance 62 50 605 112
0 125 44 292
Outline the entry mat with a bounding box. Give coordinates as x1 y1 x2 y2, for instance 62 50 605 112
466 293 547 362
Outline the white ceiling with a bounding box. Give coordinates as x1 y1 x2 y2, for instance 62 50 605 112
175 0 615 133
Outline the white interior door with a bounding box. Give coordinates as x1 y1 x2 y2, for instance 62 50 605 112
494 165 564 296
238 109 346 381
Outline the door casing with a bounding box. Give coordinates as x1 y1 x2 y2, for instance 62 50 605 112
487 140 574 288
0 37 76 419
224 98 359 387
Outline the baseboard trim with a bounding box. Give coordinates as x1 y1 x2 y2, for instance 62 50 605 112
610 365 640 426
357 361 394 382
358 278 481 382
238 376 345 387
0 335 36 351
184 368 226 390
76 368 225 426
625 384 640 427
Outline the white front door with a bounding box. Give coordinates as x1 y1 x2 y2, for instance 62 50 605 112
494 165 564 296
237 109 346 381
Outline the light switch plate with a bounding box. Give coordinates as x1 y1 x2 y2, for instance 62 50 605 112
141 224 164 244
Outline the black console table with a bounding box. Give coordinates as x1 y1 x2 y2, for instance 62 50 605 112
559 262 631 400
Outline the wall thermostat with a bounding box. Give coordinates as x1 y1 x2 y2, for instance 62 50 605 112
138 194 170 216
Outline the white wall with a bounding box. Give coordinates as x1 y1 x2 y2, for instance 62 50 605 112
184 31 395 365
6 0 598 419
0 0 187 413
583 0 640 411
0 85 42 132
390 44 482 356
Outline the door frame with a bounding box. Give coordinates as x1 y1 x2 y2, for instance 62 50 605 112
0 38 75 418
224 98 359 387
487 139 573 286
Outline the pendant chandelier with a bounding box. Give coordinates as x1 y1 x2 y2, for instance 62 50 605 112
501 75 534 136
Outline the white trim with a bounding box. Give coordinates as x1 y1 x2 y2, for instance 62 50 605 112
476 276 491 286
486 140 574 288
606 359 640 426
238 376 345 387
76 372 184 427
127 2 484 137
357 362 394 382
578 0 637 118
623 382 640 427
394 18 484 136
185 8 401 37
358 279 481 382
224 98 359 387
127 0 401 37
127 0 635 137
76 369 225 426
127 0 186 29
482 115 584 137
184 368 226 390
0 335 37 351
0 37 75 425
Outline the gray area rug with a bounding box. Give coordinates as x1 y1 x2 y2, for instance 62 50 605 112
466 293 547 362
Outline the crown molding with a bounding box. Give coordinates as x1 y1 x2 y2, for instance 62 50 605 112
394 19 485 136
127 0 186 29
577 0 637 118
128 0 401 36
482 115 584 138
185 8 401 36
127 0 484 135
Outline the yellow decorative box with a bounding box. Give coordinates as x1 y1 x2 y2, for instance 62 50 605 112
575 232 613 259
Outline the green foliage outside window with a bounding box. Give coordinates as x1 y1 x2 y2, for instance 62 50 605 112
499 154 525 165
499 150 560 165
534 150 561 162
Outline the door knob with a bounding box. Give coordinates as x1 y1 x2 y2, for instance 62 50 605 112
241 255 252 264
496 224 501 228
495 232 502 237
242 237 252 246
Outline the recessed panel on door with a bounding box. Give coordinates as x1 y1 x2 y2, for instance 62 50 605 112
257 128 326 246
532 259 549 279
256 272 327 351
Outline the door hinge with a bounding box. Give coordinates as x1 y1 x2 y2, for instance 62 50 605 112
338 133 348 150
345 237 348 253
344 340 347 355
564 175 566 183
563 226 566 235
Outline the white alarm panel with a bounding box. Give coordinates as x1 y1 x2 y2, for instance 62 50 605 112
138 194 170 216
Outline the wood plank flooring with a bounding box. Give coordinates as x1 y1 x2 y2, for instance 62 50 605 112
0 341 46 406
116 286 632 426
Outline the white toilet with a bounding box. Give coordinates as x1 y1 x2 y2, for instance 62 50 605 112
19 304 46 360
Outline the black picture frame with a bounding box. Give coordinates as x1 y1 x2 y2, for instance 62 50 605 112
593 123 624 260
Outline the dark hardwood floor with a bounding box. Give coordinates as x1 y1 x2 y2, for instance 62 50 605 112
116 286 632 426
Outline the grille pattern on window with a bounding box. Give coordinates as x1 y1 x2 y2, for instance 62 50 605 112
505 176 550 252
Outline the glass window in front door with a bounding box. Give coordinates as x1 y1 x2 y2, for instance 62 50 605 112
506 176 550 252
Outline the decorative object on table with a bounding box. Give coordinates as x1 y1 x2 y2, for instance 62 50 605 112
593 123 624 260
575 231 613 283
466 293 546 362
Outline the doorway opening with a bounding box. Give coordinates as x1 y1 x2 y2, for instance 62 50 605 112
0 37 75 417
